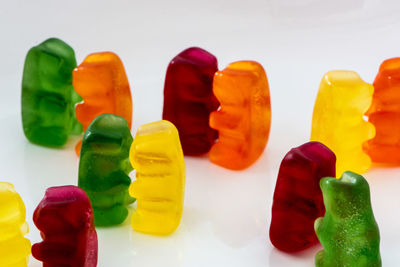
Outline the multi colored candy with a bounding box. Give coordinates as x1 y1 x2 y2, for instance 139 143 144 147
365 57 400 164
209 61 271 170
78 114 134 226
163 47 219 155
269 142 336 252
0 182 31 267
129 120 185 235
315 171 381 267
21 38 82 147
73 51 133 155
32 185 98 267
310 71 375 175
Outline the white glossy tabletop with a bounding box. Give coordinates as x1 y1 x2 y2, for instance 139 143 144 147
1 0 400 266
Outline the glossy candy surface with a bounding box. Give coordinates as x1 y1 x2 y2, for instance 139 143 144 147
209 61 271 170
21 38 82 147
310 71 375 175
129 120 185 235
32 186 98 267
365 58 400 163
269 142 336 252
74 51 132 155
78 114 134 226
315 171 381 267
162 47 219 155
0 182 31 267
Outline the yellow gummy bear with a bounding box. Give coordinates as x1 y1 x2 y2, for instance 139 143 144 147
0 182 31 267
311 71 375 175
129 120 185 235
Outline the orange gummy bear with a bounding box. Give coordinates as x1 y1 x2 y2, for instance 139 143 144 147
365 58 400 164
209 61 271 170
73 52 132 155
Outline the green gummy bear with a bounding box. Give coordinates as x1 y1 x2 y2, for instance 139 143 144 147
21 38 82 147
315 171 381 267
78 114 135 227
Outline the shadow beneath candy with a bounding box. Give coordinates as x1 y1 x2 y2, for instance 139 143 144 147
268 245 321 266
22 133 83 204
96 201 186 267
28 255 42 267
182 152 276 249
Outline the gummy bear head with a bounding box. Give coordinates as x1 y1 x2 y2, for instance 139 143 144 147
167 47 218 101
33 185 94 235
82 113 133 157
323 70 373 114
377 57 400 80
320 171 371 219
130 120 184 171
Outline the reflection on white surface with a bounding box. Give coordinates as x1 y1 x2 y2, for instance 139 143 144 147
1 0 400 266
269 246 318 267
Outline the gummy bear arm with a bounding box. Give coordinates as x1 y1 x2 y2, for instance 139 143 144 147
31 243 45 262
124 194 136 205
109 171 132 187
121 158 134 174
20 222 29 235
32 241 73 264
69 88 83 135
315 249 326 267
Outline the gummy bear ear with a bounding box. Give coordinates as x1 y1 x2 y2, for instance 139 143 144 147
339 171 370 194
340 171 359 184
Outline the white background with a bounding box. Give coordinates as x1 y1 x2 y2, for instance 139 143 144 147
1 0 400 266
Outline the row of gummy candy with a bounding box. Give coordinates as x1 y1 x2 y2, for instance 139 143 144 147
5 35 396 266
1 146 381 267
21 38 271 170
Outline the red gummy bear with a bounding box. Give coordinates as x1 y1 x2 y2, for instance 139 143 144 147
32 186 98 267
162 47 219 155
269 141 336 252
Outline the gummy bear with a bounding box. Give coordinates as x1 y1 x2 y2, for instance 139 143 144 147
310 71 375 175
209 61 271 170
21 38 82 147
315 171 381 267
0 182 31 267
162 47 219 155
73 51 133 155
269 141 336 253
365 58 400 164
78 114 134 226
129 120 185 235
32 185 98 267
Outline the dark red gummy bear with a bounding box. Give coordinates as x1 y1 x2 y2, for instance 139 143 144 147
269 141 336 252
32 185 98 267
162 47 219 155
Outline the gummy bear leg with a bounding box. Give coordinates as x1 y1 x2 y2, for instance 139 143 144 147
364 142 400 164
93 204 129 226
132 210 180 235
3 258 29 267
209 143 250 170
315 249 326 267
28 126 68 147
